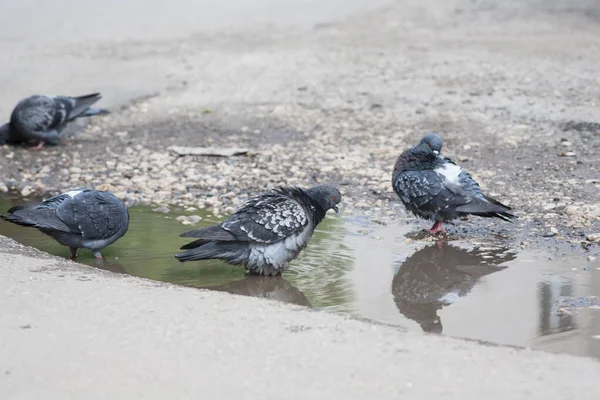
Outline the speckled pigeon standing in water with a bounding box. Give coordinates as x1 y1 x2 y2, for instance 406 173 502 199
1 189 129 259
175 185 342 276
0 93 109 149
392 133 515 234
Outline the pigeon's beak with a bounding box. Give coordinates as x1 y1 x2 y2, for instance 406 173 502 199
433 150 439 155
333 205 339 214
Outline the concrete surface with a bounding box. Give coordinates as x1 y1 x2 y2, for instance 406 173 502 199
2 0 600 398
1 236 600 399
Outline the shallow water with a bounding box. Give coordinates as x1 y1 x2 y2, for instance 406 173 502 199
1 197 599 359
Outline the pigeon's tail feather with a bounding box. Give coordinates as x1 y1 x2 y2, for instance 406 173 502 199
179 225 237 241
180 237 212 250
7 205 33 214
69 93 103 120
174 242 246 263
1 213 35 227
81 107 110 117
1 207 71 232
455 197 516 222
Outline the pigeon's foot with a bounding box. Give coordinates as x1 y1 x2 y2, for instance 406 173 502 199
425 221 446 235
94 252 103 260
30 141 45 151
69 247 77 260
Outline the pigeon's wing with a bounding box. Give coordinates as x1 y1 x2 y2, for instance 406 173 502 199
56 191 128 240
9 96 61 143
54 93 103 121
220 193 309 243
394 170 472 212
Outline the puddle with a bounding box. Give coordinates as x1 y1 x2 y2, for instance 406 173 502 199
1 197 599 359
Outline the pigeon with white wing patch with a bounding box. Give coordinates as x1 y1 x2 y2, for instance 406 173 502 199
175 185 342 276
0 93 109 150
392 133 515 234
1 189 129 259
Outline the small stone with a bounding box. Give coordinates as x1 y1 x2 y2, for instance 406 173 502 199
21 186 34 197
564 205 583 216
187 215 202 223
587 233 600 243
587 256 597 262
543 227 558 237
558 151 576 157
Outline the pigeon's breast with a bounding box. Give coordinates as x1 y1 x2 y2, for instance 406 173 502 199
249 223 315 269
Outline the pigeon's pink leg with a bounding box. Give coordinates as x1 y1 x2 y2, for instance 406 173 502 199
69 247 77 260
30 141 45 151
425 221 446 234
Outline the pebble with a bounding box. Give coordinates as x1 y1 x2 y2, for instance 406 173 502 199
20 186 34 197
587 233 600 243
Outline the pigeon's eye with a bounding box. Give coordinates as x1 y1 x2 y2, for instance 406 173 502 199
331 196 336 202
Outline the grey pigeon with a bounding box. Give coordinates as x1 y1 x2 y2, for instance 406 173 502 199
392 241 513 333
0 93 109 149
392 133 515 234
1 189 129 259
175 185 342 276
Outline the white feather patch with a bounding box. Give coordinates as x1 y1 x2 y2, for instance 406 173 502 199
435 163 462 185
65 189 84 199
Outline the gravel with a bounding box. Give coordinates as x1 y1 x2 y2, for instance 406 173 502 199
0 0 599 250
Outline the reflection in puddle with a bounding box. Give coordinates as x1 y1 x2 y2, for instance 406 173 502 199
538 279 575 337
391 242 514 334
0 196 599 359
195 276 311 308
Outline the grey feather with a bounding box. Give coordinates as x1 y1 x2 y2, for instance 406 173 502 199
392 133 515 226
1 189 129 257
175 185 342 275
3 93 108 145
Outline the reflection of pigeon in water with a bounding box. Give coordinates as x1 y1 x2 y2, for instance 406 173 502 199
0 93 109 149
202 276 311 307
175 185 341 276
391 241 515 333
392 133 515 234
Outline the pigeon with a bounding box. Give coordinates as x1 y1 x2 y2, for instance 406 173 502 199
392 133 515 234
1 189 129 259
392 241 513 333
0 93 109 150
175 184 342 276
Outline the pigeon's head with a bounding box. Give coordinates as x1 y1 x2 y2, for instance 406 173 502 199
418 133 444 155
307 185 342 214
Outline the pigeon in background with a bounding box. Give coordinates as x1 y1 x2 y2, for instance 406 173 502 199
1 189 129 259
392 133 515 234
0 93 109 150
175 185 342 276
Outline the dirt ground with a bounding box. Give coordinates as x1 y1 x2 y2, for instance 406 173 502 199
0 0 599 252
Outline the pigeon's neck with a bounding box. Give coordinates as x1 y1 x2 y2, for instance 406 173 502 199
303 190 329 225
393 148 438 173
